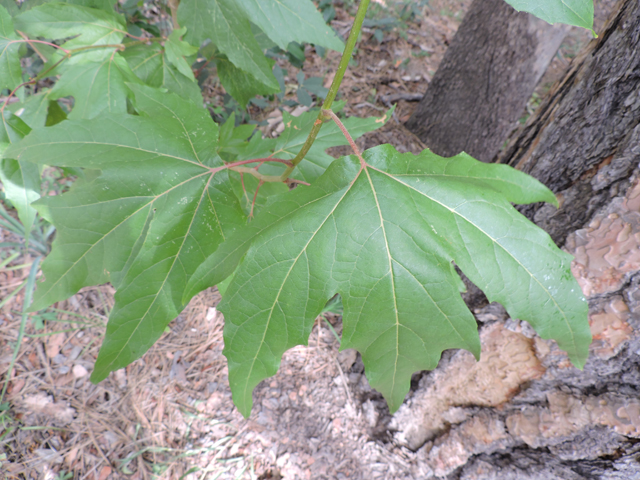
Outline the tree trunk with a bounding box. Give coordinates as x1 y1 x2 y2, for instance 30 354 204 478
405 0 567 162
390 1 640 478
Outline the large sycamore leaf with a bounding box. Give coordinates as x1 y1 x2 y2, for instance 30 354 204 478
178 0 278 91
187 145 591 416
6 85 246 381
238 0 343 52
0 5 22 92
0 111 39 241
504 0 594 30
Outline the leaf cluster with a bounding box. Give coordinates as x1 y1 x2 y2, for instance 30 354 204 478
0 0 594 416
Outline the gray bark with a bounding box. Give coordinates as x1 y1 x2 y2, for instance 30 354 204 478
497 0 640 245
389 1 640 478
405 0 567 162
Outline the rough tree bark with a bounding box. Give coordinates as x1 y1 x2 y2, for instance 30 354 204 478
404 0 567 162
388 0 640 478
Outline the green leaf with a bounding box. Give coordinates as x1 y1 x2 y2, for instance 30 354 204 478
121 43 164 85
504 0 594 30
186 107 393 298
0 5 23 92
45 99 67 126
177 0 278 90
164 27 198 80
10 92 53 128
217 56 279 109
121 43 203 106
6 85 246 381
0 112 39 242
162 59 203 106
13 2 126 59
49 53 140 119
0 0 19 17
238 0 343 52
191 144 589 417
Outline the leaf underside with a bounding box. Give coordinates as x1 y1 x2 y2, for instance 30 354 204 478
189 144 590 417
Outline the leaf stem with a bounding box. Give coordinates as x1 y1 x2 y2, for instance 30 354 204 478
210 157 299 184
278 0 371 181
322 109 365 167
10 36 70 55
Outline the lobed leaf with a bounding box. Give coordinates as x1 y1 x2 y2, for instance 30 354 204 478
192 144 590 417
122 42 203 106
6 85 246 381
164 27 199 80
504 0 594 30
186 107 394 297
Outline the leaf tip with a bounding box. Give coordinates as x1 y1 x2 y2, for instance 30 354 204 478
89 368 108 384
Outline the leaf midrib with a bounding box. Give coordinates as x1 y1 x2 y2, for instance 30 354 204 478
230 179 357 404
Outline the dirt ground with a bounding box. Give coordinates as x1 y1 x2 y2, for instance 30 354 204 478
0 1 616 479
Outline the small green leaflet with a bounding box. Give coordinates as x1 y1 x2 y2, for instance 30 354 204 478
0 111 39 243
187 145 591 417
238 0 344 52
122 42 203 106
178 0 279 92
164 27 198 80
504 0 594 31
0 5 22 92
5 85 246 381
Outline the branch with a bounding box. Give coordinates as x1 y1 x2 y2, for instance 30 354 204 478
278 0 372 181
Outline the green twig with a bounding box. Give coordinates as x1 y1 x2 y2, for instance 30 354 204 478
279 0 371 181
